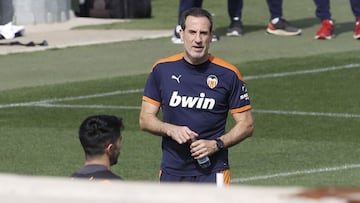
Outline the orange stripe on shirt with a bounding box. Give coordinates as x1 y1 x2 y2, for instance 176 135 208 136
209 54 244 80
149 53 184 73
149 53 244 82
142 96 161 107
230 105 252 114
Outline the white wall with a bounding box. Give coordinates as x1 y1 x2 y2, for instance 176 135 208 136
0 0 14 24
13 0 72 25
0 173 305 203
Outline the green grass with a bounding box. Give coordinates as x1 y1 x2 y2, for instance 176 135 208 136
1 0 359 91
0 0 359 187
0 52 359 186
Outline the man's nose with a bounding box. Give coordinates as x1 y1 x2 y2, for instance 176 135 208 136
194 32 202 42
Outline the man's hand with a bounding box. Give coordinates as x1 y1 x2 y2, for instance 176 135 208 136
190 139 217 159
166 126 198 144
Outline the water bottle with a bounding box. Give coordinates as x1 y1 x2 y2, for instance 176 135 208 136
190 137 211 168
197 156 211 168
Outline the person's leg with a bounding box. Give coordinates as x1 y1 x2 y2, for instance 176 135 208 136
266 0 282 20
313 0 331 20
177 0 203 24
350 0 360 39
350 0 360 20
227 0 243 21
226 0 243 36
266 0 301 36
313 0 334 39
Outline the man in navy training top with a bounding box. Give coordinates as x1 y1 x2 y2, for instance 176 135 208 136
140 7 254 185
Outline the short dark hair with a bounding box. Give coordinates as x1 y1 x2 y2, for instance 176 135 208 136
79 115 124 157
180 7 213 32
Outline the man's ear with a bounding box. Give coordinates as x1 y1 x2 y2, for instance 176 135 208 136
105 144 113 154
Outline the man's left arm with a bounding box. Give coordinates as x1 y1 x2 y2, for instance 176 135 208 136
190 110 254 159
220 110 254 149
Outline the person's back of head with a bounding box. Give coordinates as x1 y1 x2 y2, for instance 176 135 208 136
79 115 124 160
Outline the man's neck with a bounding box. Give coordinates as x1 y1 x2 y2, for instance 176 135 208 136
85 156 111 170
183 53 210 65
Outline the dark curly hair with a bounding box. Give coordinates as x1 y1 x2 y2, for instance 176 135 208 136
79 115 124 156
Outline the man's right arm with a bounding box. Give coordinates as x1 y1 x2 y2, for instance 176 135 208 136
139 100 198 144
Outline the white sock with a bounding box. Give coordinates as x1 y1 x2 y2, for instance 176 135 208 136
271 17 280 24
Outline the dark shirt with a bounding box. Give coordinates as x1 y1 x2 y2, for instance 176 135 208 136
71 164 123 180
143 53 251 176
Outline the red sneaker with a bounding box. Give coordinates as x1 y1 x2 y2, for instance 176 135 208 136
315 19 334 40
354 20 360 40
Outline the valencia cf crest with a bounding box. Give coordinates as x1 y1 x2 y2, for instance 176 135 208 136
206 75 218 89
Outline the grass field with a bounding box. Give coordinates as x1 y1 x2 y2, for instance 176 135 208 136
0 0 359 187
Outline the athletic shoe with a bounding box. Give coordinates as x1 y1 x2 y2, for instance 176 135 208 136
226 20 243 36
171 25 219 44
171 25 183 44
266 18 302 36
315 19 334 40
354 20 360 40
211 34 220 42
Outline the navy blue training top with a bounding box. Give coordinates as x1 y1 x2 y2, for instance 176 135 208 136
143 53 251 176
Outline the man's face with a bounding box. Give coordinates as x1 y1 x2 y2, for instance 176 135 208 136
180 15 212 65
109 137 121 166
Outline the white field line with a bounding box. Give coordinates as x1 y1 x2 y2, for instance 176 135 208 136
33 103 141 110
243 63 360 80
18 103 360 119
252 109 360 118
0 89 143 109
232 163 360 183
0 63 359 118
34 88 144 103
